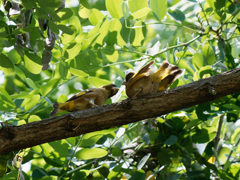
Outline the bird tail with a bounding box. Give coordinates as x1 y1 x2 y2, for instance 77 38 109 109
50 102 67 117
158 67 182 91
150 60 170 82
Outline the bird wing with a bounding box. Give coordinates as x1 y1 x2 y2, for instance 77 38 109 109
127 61 154 86
66 89 93 102
157 66 182 91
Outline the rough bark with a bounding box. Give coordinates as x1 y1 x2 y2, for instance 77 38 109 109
0 68 240 154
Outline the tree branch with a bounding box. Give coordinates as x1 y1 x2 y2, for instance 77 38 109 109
1 68 240 154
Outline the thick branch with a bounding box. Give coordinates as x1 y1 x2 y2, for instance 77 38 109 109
1 68 240 154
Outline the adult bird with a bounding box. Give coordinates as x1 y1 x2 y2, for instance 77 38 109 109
122 60 182 98
50 84 119 117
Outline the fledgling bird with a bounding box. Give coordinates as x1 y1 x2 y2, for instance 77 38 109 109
122 60 182 98
50 84 119 117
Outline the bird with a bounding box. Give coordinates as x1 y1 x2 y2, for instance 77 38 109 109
122 60 182 98
50 84 119 117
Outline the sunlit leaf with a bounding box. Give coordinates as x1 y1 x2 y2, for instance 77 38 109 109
202 42 215 65
41 78 59 96
106 0 123 19
89 76 112 87
192 127 216 143
192 52 204 70
79 135 103 147
24 52 42 74
0 53 14 75
150 0 167 21
75 148 108 160
28 115 41 123
24 94 40 111
206 0 226 10
0 87 15 109
121 2 130 19
89 8 104 26
130 20 146 46
69 68 89 77
128 0 148 13
128 7 150 20
79 0 92 18
69 16 81 33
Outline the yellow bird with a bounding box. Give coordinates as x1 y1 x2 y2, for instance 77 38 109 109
122 60 182 98
50 84 119 117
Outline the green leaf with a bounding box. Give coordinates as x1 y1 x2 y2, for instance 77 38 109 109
168 9 185 23
11 92 34 99
89 8 104 26
89 77 111 87
83 127 118 139
11 27 32 35
175 51 193 57
69 68 89 77
107 163 123 179
24 94 40 111
48 20 59 34
150 0 167 21
79 135 103 147
164 135 178 145
223 104 240 110
192 127 216 143
228 164 240 178
64 43 82 59
24 52 42 74
57 8 73 21
106 0 123 19
137 153 151 170
230 127 240 144
157 149 171 164
128 7 150 20
58 24 75 35
196 102 211 120
26 78 38 89
105 18 126 47
186 171 205 178
28 115 41 123
121 2 130 18
69 16 81 34
0 87 16 109
41 78 59 96
130 20 146 46
192 52 204 70
79 0 92 19
128 0 148 13
198 66 213 79
111 147 122 157
75 148 108 160
202 42 215 65
39 0 62 8
103 48 119 62
21 0 35 9
206 0 226 10
130 170 145 180
0 53 14 75
8 49 21 64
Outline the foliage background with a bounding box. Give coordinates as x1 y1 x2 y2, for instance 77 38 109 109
0 0 240 179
